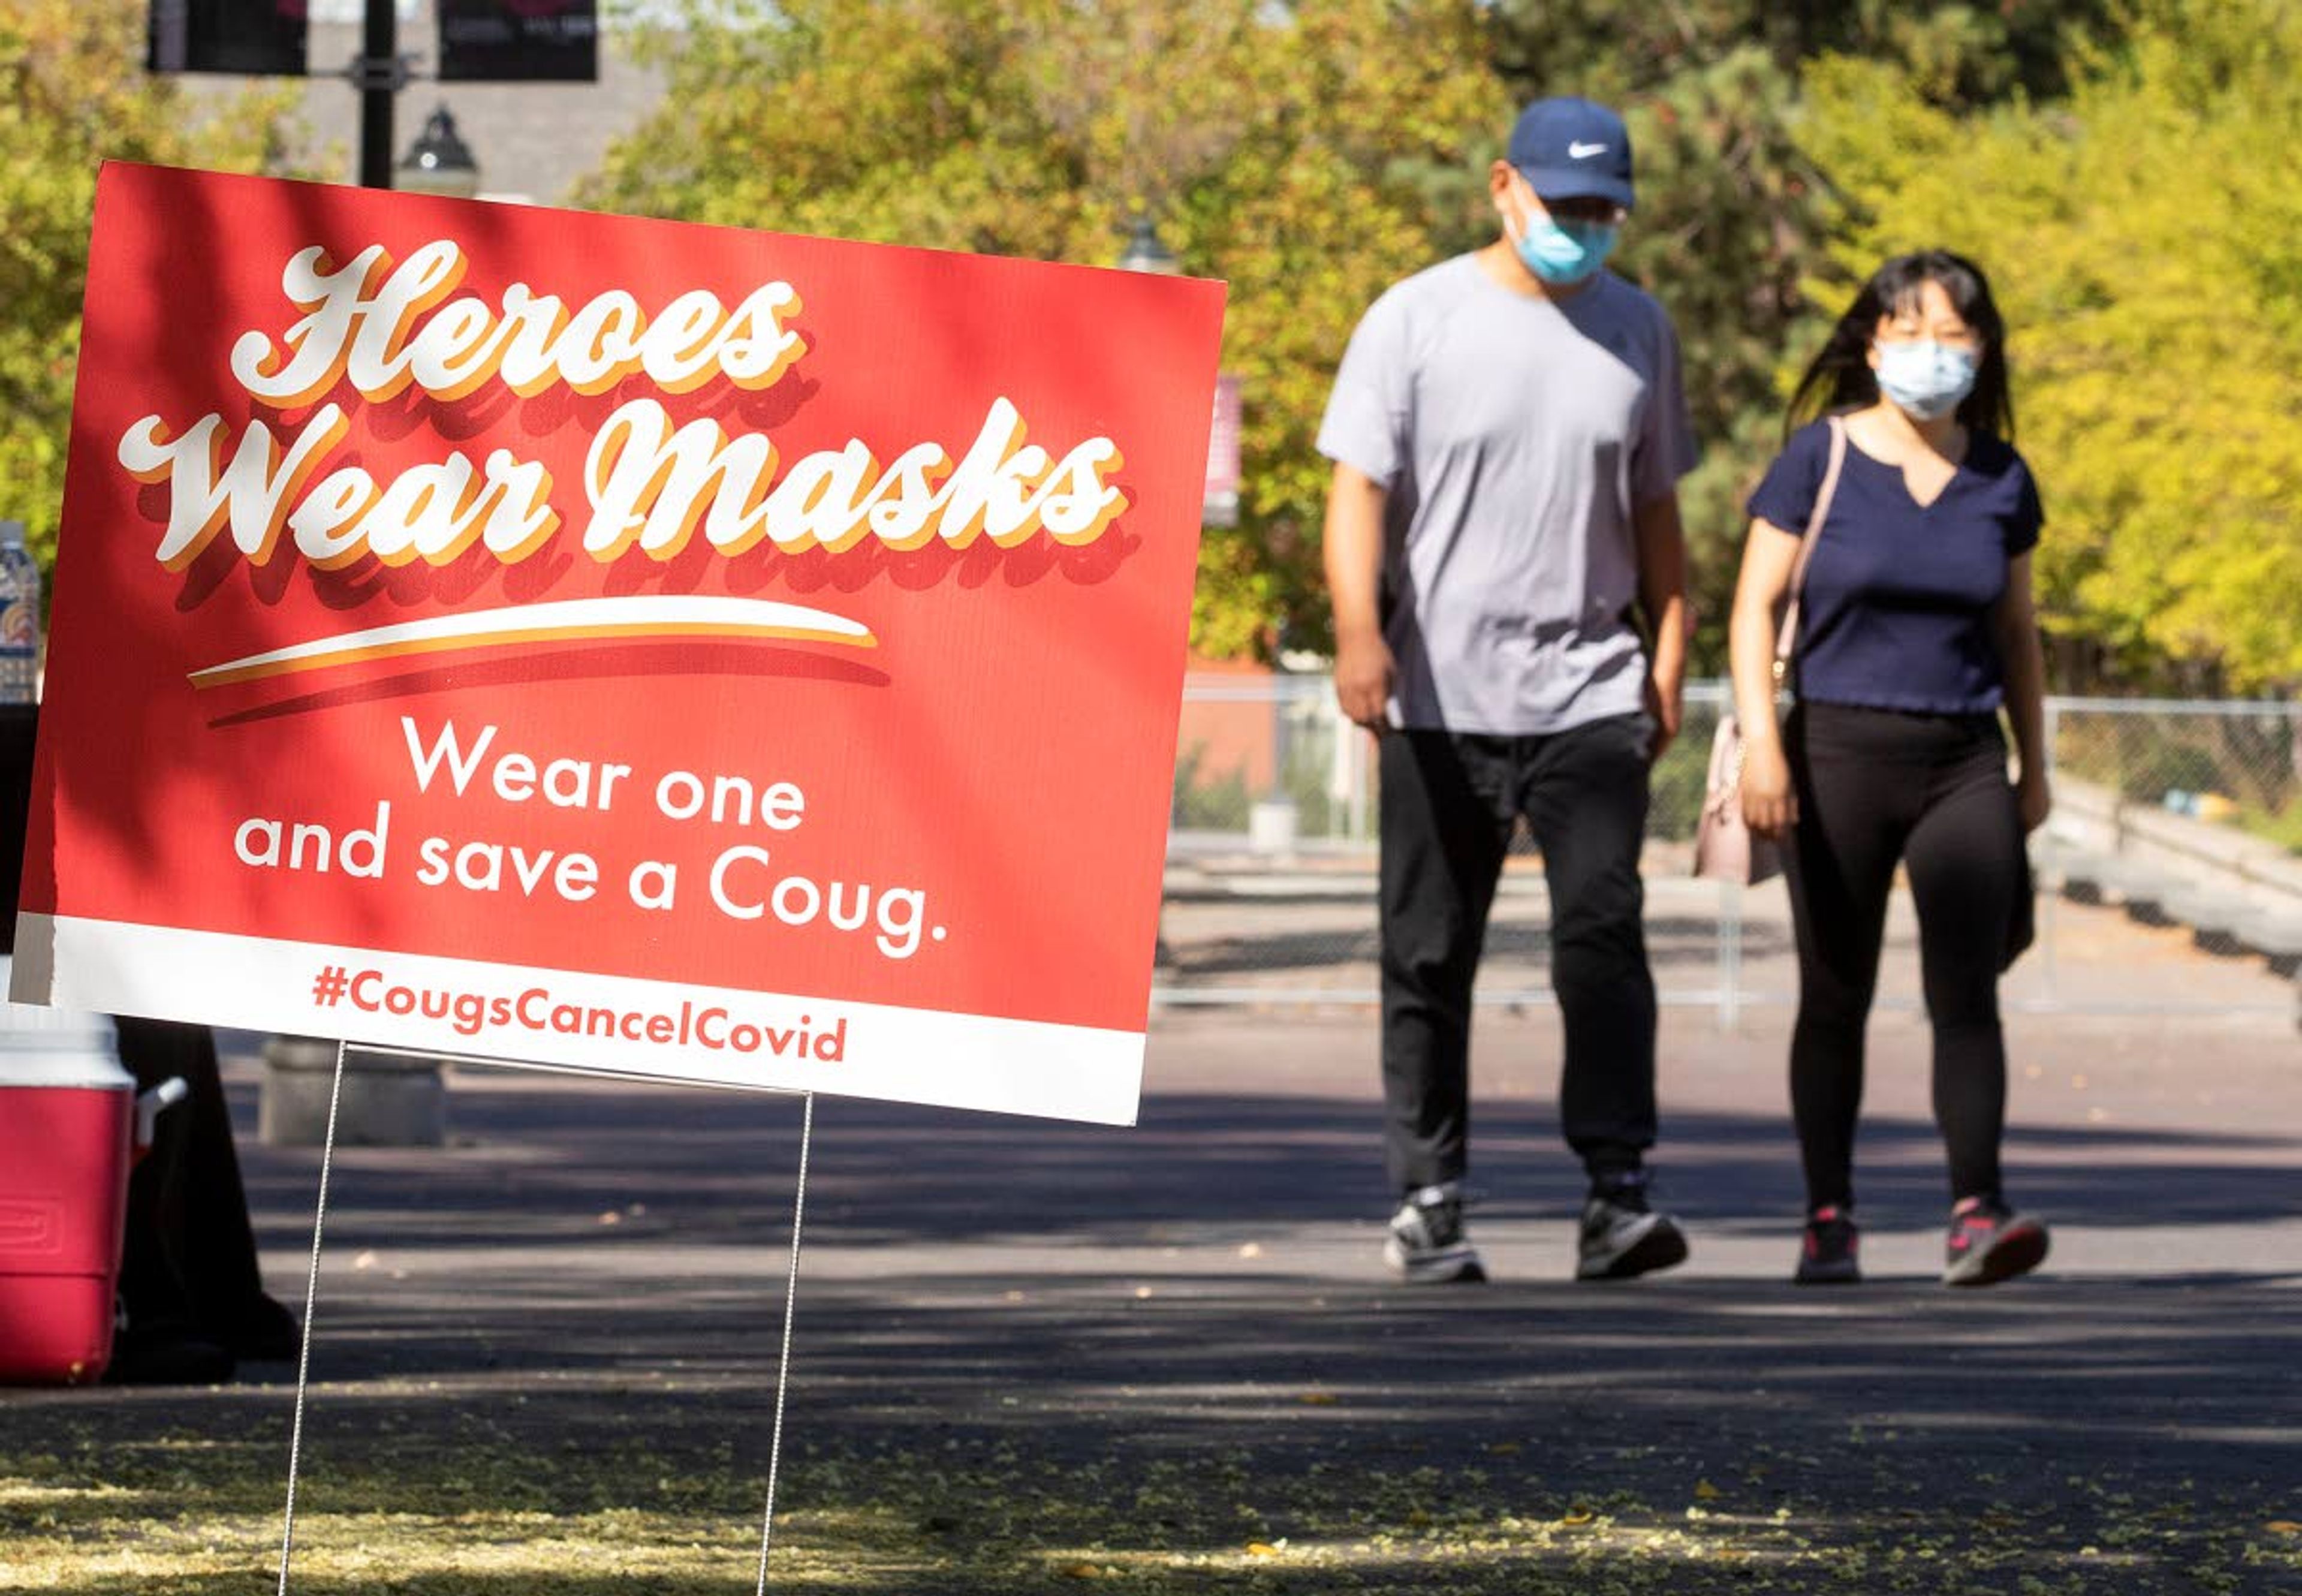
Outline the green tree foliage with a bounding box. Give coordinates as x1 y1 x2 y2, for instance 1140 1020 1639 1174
583 0 1505 658
592 0 2289 690
1489 0 2115 112
1801 0 2302 692
0 1 295 565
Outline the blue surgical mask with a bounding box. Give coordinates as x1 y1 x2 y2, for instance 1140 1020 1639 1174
1875 341 1979 420
1515 216 1617 286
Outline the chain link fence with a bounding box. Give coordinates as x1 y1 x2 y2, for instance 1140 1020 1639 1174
2047 697 2302 847
1160 675 2302 1020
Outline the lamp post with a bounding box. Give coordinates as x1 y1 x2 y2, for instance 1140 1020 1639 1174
263 107 479 1148
1110 207 1238 532
394 104 482 201
352 0 405 189
1114 212 1180 275
1110 211 1283 843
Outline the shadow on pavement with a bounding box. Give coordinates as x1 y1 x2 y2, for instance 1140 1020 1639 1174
7 1067 2295 1595
232 1077 2302 1253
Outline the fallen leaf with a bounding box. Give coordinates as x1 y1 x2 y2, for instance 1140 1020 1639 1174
596 1210 622 1226
1246 1541 1280 1558
1560 1505 1594 1526
1694 1479 1722 1500
1057 1562 1105 1579
1298 1392 1338 1407
2266 1520 2301 1535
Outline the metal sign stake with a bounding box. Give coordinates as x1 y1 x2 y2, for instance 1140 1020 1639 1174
754 1091 816 1592
270 1059 817 1592
276 1041 347 1595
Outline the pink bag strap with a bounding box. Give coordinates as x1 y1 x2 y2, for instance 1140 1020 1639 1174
1774 414 1848 675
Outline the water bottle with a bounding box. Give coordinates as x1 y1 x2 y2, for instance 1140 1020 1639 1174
0 522 41 704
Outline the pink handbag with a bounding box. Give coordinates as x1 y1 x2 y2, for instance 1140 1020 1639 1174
1693 714 1777 884
1694 417 1848 884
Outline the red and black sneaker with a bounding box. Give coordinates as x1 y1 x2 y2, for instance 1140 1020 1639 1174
1794 1204 1861 1285
1943 1196 2050 1287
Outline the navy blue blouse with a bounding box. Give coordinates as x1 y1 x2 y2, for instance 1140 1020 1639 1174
1747 420 2043 714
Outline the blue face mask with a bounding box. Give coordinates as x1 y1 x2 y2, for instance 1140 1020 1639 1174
1515 216 1617 286
1875 341 1979 420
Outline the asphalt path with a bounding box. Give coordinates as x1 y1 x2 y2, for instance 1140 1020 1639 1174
5 893 2297 1592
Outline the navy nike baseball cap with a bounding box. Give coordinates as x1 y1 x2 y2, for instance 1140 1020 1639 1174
1508 97 1635 211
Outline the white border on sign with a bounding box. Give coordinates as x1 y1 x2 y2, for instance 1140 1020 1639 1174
10 913 1143 1127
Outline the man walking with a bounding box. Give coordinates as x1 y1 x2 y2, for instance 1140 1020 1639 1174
1318 97 1697 1283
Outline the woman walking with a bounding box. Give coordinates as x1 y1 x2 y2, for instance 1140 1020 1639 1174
1728 250 2051 1287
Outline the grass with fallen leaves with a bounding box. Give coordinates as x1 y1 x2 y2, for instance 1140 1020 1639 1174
2 1415 2295 1594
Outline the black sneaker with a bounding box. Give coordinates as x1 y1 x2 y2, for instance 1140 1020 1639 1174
1383 1183 1486 1284
1794 1204 1861 1285
215 1292 303 1363
104 1322 236 1387
1943 1197 2050 1287
1575 1169 1689 1281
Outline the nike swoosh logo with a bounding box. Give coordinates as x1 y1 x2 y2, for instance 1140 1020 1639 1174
1569 141 1610 158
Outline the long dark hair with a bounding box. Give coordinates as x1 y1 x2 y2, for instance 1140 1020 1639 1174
1785 249 2014 441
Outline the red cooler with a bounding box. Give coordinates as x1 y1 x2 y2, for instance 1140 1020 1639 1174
0 963 129 1386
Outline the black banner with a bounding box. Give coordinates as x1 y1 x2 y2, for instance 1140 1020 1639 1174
438 0 598 83
147 0 309 77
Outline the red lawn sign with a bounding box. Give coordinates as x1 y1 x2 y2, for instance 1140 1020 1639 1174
11 164 1225 1126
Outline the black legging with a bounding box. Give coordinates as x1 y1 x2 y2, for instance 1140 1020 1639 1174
1781 702 2026 1212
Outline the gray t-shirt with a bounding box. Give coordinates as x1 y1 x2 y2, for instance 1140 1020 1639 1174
1317 254 1698 733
